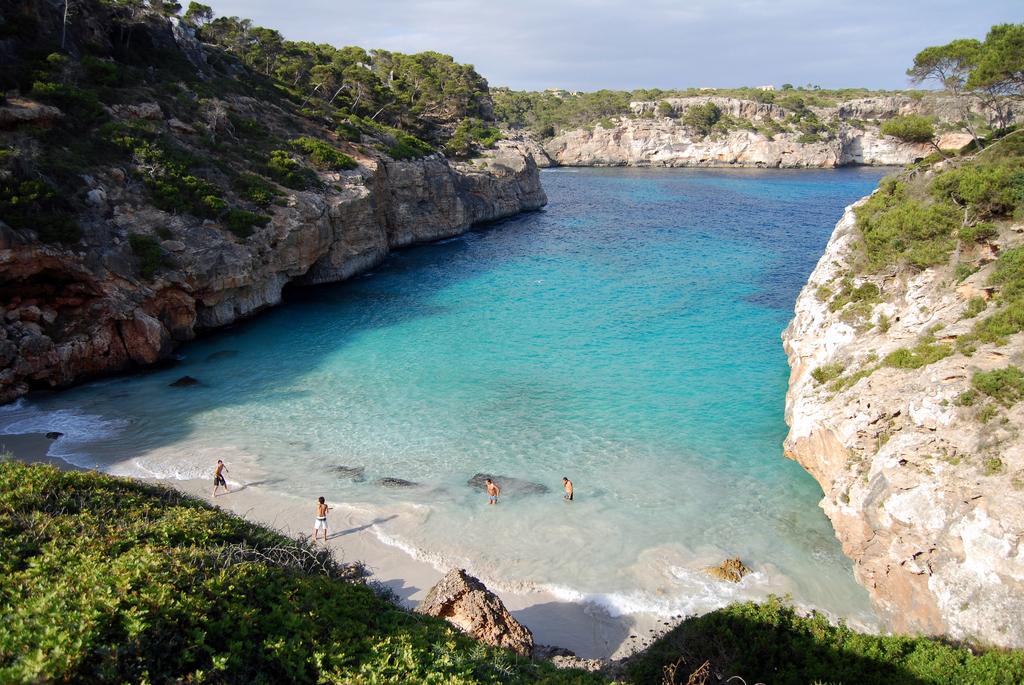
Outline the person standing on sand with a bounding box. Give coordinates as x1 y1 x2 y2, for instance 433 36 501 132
485 478 500 505
562 477 573 501
212 460 229 496
313 496 331 541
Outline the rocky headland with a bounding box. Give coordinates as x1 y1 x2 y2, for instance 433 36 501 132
782 147 1024 647
0 2 545 403
535 94 1019 168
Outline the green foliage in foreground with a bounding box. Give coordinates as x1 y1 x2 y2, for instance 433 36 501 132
0 463 601 685
627 596 1024 685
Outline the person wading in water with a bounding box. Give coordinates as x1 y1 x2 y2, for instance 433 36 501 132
485 478 500 505
562 477 574 501
212 460 229 497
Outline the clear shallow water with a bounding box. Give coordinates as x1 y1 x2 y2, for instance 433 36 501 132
1 167 887 623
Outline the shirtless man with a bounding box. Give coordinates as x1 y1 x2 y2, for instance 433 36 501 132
212 460 229 496
485 478 500 505
313 496 331 542
562 476 573 501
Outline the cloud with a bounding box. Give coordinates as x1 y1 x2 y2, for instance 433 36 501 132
203 0 1021 90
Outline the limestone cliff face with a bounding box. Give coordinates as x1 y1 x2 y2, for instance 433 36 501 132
543 120 936 168
782 203 1024 647
541 94 1019 169
0 139 544 402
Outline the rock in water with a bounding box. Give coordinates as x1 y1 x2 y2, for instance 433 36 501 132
467 473 550 496
704 558 751 583
45 431 64 440
329 465 366 482
204 350 239 362
169 375 200 387
377 477 418 488
417 569 534 656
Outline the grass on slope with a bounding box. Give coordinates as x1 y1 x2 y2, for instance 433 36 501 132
626 596 1024 685
0 461 602 684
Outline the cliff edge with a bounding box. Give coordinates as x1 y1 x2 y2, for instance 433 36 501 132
782 145 1024 646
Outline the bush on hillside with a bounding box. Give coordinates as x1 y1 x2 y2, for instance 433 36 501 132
880 115 936 143
128 233 164 278
854 178 959 269
445 117 503 157
681 102 722 136
266 149 320 189
972 366 1024 406
626 596 1024 685
930 163 1024 220
290 136 358 171
0 462 602 684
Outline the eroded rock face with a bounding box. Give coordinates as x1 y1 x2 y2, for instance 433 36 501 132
704 558 752 583
417 568 534 656
544 120 932 168
0 135 544 402
782 203 1024 647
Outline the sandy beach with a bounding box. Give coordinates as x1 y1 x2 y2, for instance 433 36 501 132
3 432 663 660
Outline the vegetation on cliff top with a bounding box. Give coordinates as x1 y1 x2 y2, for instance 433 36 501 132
0 0 506 266
0 461 601 684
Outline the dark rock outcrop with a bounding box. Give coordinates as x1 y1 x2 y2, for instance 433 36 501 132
417 568 534 656
377 477 418 488
703 558 752 583
169 375 199 387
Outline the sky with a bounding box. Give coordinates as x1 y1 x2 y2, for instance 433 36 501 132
203 0 1021 91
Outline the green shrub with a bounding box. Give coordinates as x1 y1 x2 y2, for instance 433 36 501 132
972 366 1024 406
811 361 845 385
829 278 881 313
854 179 959 270
829 365 879 393
955 389 978 406
955 262 980 282
234 172 282 207
930 163 1024 220
963 296 987 318
959 222 998 244
978 403 1000 423
627 595 1024 685
290 136 358 170
0 463 599 685
880 115 935 143
29 80 104 122
128 233 164 278
796 132 822 144
983 457 1005 475
681 102 721 136
81 55 124 86
655 100 675 118
0 177 81 244
266 149 319 189
224 209 270 238
446 118 503 157
883 340 953 369
989 246 1024 300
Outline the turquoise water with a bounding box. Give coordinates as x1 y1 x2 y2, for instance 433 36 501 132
1 167 886 622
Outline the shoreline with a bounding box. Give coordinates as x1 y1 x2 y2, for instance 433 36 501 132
3 432 661 660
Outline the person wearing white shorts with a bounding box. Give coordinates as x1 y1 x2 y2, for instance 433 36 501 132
313 496 331 542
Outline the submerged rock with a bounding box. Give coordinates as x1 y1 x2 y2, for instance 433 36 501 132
703 558 752 583
417 568 534 656
169 375 200 387
467 473 549 496
377 477 418 488
329 465 365 482
45 431 63 440
204 350 239 362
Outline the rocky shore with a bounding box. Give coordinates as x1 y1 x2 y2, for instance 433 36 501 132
532 94 1018 168
782 200 1024 648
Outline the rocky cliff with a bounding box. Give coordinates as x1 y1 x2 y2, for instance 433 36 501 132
540 94 1017 168
782 188 1024 647
543 119 951 168
0 2 546 403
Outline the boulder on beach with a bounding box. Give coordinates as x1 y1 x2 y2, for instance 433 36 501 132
417 568 534 656
467 473 550 496
704 558 752 583
377 477 418 488
169 375 200 387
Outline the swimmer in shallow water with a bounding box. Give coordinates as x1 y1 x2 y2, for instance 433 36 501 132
562 477 573 501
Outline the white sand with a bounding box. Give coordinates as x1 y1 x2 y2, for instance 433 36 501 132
6 434 666 659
